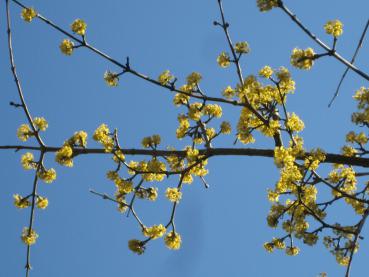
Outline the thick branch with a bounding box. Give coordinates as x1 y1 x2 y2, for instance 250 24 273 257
1 145 368 168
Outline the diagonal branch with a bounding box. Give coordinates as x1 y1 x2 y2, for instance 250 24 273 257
329 20 369 107
279 1 369 82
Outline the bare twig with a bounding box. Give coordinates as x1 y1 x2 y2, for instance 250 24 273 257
329 20 369 107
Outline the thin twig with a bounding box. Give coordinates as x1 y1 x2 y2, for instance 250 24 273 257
329 20 369 107
6 0 45 148
279 2 369 82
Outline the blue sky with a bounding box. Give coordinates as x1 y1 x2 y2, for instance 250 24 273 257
1 0 369 276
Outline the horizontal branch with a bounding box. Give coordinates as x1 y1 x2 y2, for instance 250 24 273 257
1 145 368 168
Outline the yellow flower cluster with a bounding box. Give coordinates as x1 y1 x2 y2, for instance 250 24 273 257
36 196 49 209
164 231 181 250
60 39 74 56
55 144 74 167
217 52 231 68
21 227 38 246
21 8 37 22
165 187 182 202
346 131 368 145
186 72 202 87
37 168 57 183
128 159 166 182
128 239 145 255
352 87 369 126
188 102 203 121
259 65 273 79
104 71 119 87
220 121 231 134
263 237 286 253
285 246 300 256
141 134 161 148
158 70 173 85
142 224 167 239
222 86 235 99
285 113 304 132
204 104 222 118
304 148 326 170
235 42 250 54
67 131 88 148
93 124 114 152
341 145 357 157
290 48 315 70
21 152 35 170
13 194 30 209
173 92 190 106
17 124 32 142
328 165 357 195
34 117 48 131
71 19 87 35
256 0 279 12
324 20 343 37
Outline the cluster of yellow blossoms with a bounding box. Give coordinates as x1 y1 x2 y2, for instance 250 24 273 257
324 20 343 37
128 231 181 254
217 52 231 68
55 131 87 167
21 7 37 22
290 48 315 70
104 71 119 87
256 0 279 12
21 227 39 246
165 187 182 202
59 19 87 56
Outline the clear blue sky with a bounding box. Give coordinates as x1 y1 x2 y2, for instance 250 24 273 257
1 0 369 276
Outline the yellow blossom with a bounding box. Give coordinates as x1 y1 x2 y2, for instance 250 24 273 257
324 20 343 37
257 0 279 12
33 117 48 131
164 231 181 250
104 71 119 87
173 93 190 106
217 52 231 68
21 227 38 246
267 189 279 202
21 152 35 170
68 131 88 147
55 145 74 167
112 149 125 163
263 242 274 253
291 48 315 70
60 39 74 56
71 19 87 35
165 187 182 202
37 168 57 183
147 187 158 201
128 239 145 255
158 70 173 85
186 72 202 86
17 124 32 142
222 86 235 99
13 194 30 209
220 121 231 134
142 224 167 239
286 246 300 256
341 145 357 157
204 104 222 118
235 42 250 54
336 255 349 266
188 102 203 121
21 8 37 22
36 196 49 209
259 66 273 78
285 113 304 132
